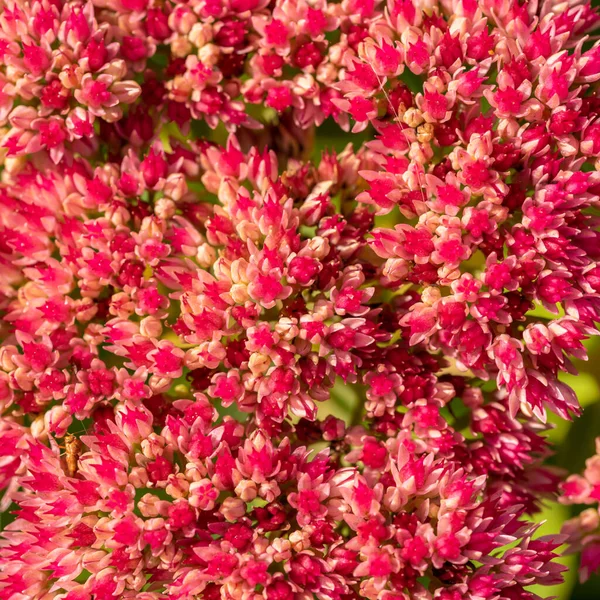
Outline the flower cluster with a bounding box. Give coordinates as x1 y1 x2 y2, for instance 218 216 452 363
0 397 566 600
1 0 600 598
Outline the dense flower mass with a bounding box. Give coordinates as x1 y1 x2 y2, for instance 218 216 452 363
0 0 599 598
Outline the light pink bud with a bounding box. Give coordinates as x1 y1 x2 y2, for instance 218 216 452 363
235 479 258 501
45 405 72 437
219 497 246 521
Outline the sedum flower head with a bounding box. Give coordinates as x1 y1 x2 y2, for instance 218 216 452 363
0 0 599 597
